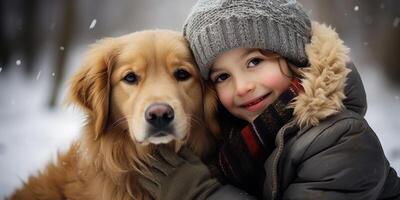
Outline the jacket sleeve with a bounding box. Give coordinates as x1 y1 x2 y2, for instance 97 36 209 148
207 185 257 200
281 117 388 200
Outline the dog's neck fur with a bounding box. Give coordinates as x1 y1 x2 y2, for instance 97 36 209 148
79 114 214 199
78 123 152 199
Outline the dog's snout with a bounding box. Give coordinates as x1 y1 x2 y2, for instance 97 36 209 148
145 103 174 129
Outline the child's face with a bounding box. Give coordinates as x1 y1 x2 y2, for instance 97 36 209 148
210 48 292 122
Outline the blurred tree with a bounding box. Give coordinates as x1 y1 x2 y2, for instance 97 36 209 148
0 0 40 75
48 0 75 108
0 1 11 72
21 0 39 75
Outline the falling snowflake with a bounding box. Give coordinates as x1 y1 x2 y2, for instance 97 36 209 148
89 19 97 29
52 73 56 77
380 3 385 9
393 17 400 28
16 60 21 66
36 70 42 80
354 6 359 11
363 42 369 46
395 96 400 100
0 67 2 73
60 46 65 51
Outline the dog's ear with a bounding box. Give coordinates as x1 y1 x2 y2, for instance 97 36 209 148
203 81 220 137
68 38 119 140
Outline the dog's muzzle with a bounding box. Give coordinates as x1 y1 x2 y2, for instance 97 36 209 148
145 103 175 138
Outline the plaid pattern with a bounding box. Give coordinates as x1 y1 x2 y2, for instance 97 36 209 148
218 78 302 196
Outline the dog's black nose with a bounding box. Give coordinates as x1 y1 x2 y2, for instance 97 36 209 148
145 103 174 129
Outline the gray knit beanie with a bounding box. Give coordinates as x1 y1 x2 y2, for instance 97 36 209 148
183 0 312 79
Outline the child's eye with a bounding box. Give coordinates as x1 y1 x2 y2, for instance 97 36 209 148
248 58 263 67
213 73 230 84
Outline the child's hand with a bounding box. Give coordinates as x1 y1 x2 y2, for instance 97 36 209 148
138 146 221 200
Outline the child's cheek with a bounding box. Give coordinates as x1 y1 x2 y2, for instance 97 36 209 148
217 89 234 109
261 74 291 92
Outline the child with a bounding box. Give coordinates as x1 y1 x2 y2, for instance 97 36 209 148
139 0 400 199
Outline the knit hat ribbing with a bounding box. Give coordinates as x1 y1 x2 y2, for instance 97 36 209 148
183 0 312 79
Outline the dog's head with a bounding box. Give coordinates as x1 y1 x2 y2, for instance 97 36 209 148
68 30 218 154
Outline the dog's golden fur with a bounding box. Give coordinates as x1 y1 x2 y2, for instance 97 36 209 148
9 30 218 200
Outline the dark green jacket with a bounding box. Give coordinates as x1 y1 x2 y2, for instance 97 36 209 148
209 23 400 200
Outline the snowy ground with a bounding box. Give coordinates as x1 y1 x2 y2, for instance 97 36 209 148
0 47 86 198
0 47 400 198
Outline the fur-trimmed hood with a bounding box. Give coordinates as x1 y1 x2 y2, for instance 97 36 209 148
292 22 359 127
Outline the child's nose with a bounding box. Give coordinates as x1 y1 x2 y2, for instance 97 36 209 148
235 79 255 96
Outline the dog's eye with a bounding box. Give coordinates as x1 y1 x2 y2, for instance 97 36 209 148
174 69 191 81
123 72 138 84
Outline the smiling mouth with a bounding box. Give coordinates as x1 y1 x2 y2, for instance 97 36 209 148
241 93 271 108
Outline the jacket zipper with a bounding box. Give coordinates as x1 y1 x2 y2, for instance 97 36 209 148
269 120 297 200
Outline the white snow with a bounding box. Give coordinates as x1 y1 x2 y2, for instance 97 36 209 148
60 46 65 51
0 68 84 198
360 64 400 173
89 19 97 29
354 5 359 11
36 70 42 80
15 60 21 66
0 46 85 198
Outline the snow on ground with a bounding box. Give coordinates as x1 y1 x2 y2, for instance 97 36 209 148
0 50 399 198
360 63 400 171
0 76 84 197
0 47 86 198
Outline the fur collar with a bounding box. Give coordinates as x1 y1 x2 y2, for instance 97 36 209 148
292 22 351 127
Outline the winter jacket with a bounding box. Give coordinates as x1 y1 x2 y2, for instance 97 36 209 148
208 22 400 200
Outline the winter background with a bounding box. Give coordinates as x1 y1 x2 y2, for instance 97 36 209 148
0 0 399 198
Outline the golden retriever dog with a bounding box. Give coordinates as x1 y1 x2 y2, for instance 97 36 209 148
9 30 218 200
